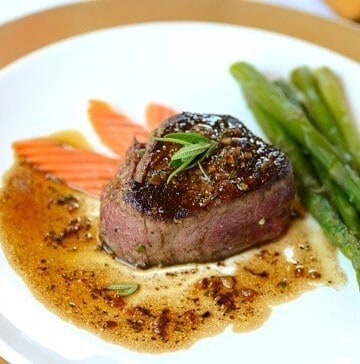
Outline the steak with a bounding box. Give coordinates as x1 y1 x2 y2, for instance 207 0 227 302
100 112 295 268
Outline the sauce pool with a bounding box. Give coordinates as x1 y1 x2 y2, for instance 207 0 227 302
0 162 345 353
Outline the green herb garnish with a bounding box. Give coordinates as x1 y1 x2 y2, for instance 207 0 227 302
154 132 217 182
106 283 138 297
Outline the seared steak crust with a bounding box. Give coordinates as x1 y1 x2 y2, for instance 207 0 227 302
100 112 295 268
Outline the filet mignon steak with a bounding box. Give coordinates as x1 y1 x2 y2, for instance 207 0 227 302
100 112 295 268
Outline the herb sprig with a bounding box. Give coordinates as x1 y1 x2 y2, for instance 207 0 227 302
153 132 217 183
106 283 138 297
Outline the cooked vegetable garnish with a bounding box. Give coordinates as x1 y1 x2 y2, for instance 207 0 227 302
290 66 355 167
230 62 360 211
272 79 306 113
145 103 176 129
312 158 360 238
88 99 149 155
245 94 360 288
12 138 121 197
231 62 360 288
314 67 360 166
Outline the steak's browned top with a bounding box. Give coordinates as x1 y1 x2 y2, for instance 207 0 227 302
122 112 290 220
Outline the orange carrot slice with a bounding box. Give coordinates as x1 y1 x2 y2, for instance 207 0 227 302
88 99 149 156
145 103 176 130
13 138 121 198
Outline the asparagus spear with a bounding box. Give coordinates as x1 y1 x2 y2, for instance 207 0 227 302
246 96 360 287
273 79 307 114
305 190 360 287
314 67 360 166
245 95 318 193
290 67 353 166
312 157 360 238
230 62 360 211
273 77 360 233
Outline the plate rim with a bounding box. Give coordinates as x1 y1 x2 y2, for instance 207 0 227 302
0 0 360 363
0 0 359 70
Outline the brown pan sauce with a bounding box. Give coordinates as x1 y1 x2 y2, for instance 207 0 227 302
0 151 345 353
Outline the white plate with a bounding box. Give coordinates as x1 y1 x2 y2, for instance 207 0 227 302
0 22 359 364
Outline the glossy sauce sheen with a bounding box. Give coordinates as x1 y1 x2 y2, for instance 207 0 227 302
0 163 345 353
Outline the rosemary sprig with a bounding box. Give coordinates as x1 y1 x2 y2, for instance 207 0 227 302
106 283 138 297
153 132 217 182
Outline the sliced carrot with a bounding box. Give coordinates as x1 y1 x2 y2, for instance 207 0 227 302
88 99 149 156
145 103 176 130
13 138 121 198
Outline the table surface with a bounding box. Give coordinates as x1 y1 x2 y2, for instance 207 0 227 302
0 0 342 25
